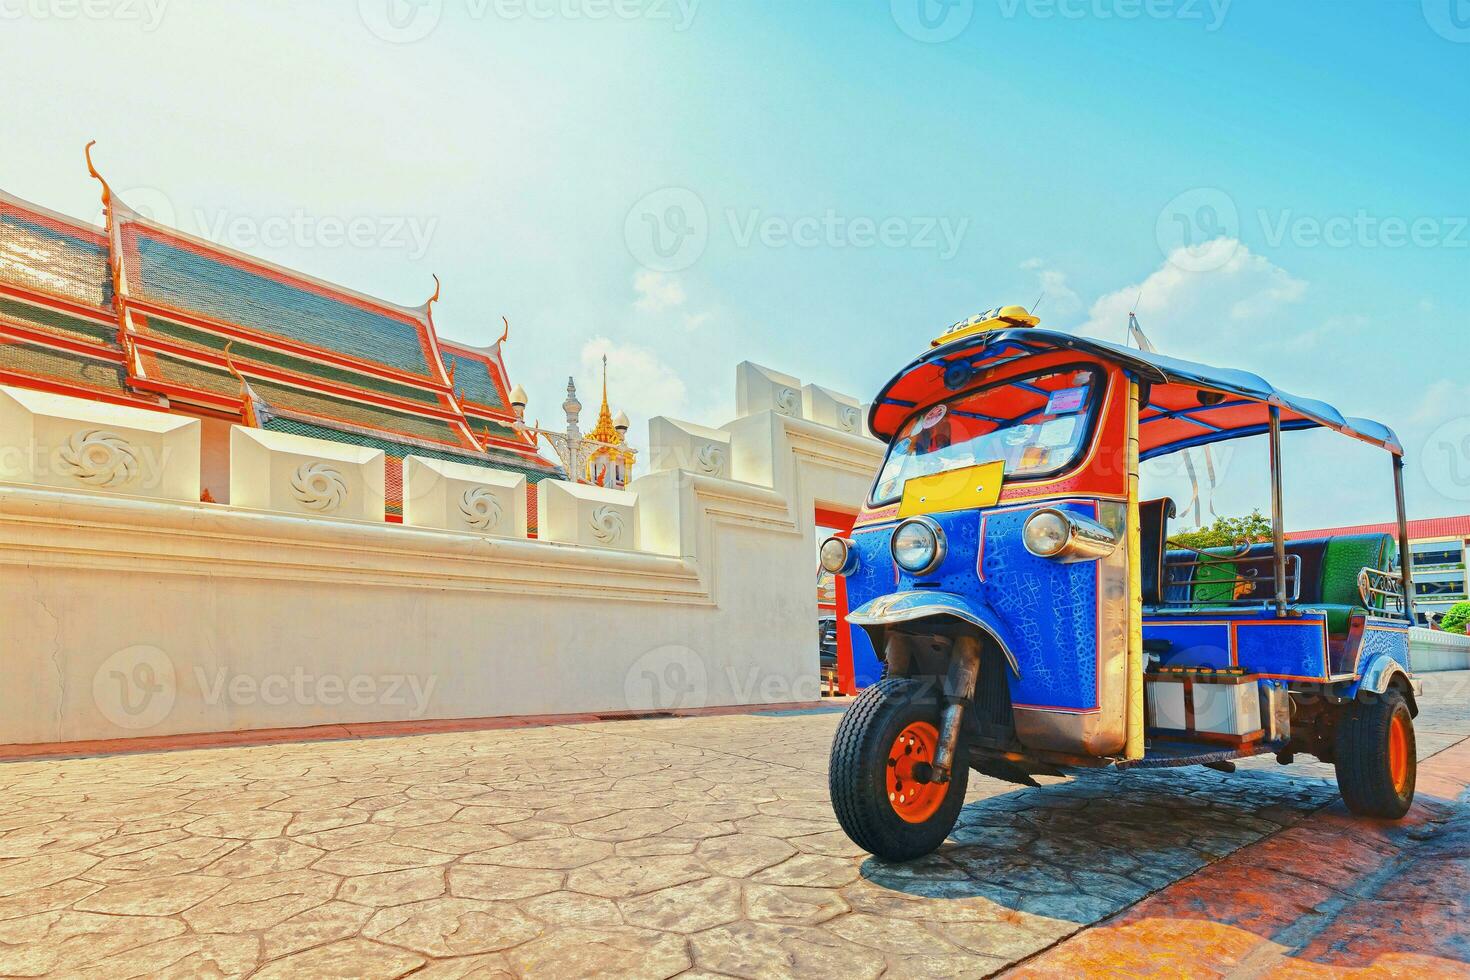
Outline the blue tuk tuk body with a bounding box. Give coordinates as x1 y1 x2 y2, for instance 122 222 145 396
823 311 1421 861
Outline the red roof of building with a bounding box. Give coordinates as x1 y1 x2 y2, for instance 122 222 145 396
1286 515 1470 542
0 156 562 522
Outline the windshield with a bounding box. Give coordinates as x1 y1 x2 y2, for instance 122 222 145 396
871 366 1103 506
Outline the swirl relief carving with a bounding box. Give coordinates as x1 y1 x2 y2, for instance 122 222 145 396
589 504 626 546
459 486 503 532
290 461 349 513
694 442 727 477
57 429 140 489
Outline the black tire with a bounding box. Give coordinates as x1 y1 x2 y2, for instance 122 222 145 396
1334 689 1416 819
829 677 969 861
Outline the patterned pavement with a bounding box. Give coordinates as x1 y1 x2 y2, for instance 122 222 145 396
0 671 1466 978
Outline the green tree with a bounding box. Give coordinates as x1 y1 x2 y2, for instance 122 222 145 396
1442 601 1470 635
1168 510 1274 551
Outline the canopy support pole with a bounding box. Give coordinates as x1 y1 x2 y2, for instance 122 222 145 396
1394 455 1416 624
1125 380 1145 761
1268 406 1288 617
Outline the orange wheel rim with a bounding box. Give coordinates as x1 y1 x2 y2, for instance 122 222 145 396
1388 714 1410 794
886 721 946 823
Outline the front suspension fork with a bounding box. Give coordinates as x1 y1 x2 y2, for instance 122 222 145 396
885 633 982 784
933 635 982 782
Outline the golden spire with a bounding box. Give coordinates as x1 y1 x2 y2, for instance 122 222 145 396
584 353 636 487
589 354 622 446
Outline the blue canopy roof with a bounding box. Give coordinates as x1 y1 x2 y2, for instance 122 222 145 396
868 328 1403 459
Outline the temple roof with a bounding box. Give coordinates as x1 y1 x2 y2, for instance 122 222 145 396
0 157 563 516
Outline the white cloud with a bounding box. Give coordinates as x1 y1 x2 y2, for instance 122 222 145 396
1078 238 1308 363
633 270 687 313
1411 379 1470 426
579 336 689 458
1020 258 1082 316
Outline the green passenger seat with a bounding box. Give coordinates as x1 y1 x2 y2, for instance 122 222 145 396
1316 533 1398 633
1163 533 1398 635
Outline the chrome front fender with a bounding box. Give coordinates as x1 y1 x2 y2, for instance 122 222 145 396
848 591 1020 676
1351 654 1422 714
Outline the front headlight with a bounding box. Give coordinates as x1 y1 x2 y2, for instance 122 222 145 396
1022 508 1119 562
1022 510 1071 558
819 536 858 575
891 517 946 575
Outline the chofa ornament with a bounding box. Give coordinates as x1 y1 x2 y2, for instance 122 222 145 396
57 429 140 489
289 461 349 512
458 487 503 532
589 504 626 545
694 442 727 476
774 386 800 417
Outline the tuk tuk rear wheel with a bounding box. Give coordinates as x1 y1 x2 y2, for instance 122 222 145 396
1334 689 1415 819
829 677 968 861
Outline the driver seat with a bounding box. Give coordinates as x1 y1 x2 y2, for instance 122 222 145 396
1139 497 1176 607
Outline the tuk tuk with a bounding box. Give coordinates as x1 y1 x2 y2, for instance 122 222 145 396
822 307 1422 861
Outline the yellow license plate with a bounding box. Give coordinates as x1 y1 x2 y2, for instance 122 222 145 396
898 461 1005 518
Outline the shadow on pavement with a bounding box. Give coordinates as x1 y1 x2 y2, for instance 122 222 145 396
859 764 1341 925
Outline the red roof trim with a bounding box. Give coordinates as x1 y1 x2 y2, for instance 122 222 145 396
440 341 513 403
114 225 443 388
118 219 431 327
129 332 466 423
0 194 108 244
0 283 115 323
0 319 124 363
128 373 243 413
0 368 160 409
137 349 479 453
123 298 452 393
1286 515 1470 542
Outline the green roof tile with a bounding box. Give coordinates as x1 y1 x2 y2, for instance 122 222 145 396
124 223 434 377
140 314 442 406
0 297 119 348
0 340 129 394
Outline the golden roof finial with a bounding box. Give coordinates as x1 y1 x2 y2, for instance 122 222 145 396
589 353 624 448
84 140 113 212
223 341 266 428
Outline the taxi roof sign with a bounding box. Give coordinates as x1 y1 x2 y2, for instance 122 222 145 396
931 305 1040 348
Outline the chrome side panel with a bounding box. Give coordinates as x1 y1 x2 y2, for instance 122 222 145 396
1013 500 1130 757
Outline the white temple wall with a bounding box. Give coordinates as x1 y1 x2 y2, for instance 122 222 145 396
0 375 882 746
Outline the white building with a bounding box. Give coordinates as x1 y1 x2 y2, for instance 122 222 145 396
1288 515 1470 626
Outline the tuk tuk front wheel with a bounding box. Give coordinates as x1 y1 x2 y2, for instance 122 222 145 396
829 677 968 861
1334 689 1415 819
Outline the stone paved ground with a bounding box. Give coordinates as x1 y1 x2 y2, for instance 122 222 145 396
0 670 1466 978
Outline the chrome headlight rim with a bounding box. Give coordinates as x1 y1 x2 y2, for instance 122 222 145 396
819 535 859 576
891 516 947 576
1022 508 1072 559
1022 507 1119 563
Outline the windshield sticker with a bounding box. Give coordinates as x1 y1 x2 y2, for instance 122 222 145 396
1001 424 1034 447
1037 416 1078 447
1045 386 1088 416
919 404 947 430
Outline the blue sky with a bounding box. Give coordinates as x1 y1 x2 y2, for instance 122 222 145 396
6 0 1467 529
